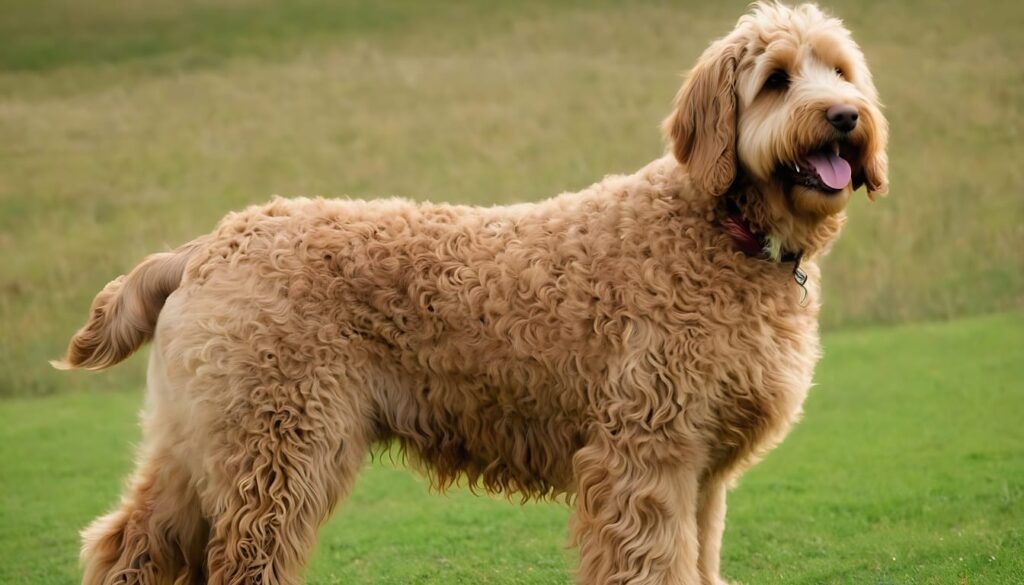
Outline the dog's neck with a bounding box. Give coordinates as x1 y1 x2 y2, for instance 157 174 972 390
719 211 802 264
717 180 846 263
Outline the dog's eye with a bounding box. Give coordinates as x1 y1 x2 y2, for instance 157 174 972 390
764 70 789 91
835 67 846 79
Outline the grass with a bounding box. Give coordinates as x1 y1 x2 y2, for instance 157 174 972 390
0 1 1022 581
1 312 1021 584
1 0 1023 396
2 0 1024 577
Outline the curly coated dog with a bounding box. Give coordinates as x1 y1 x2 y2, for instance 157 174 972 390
57 2 888 584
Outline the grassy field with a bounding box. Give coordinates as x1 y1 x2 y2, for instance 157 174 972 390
1 0 1023 396
1 1 1022 583
1 312 1021 584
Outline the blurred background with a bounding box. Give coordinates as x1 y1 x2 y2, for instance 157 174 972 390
0 1 1021 584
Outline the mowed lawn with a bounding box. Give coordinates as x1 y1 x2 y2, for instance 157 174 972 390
1 312 1021 585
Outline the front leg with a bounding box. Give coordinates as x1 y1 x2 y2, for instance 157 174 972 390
697 474 733 585
571 430 702 585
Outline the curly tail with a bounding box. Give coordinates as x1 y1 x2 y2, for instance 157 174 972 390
52 238 206 371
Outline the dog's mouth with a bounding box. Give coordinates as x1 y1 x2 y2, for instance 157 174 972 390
779 142 858 194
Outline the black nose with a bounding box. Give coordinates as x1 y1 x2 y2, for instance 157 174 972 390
827 104 859 133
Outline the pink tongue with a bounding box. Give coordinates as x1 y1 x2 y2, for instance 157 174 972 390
805 152 851 190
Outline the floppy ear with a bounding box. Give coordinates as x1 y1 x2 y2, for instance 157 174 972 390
663 37 742 196
861 151 889 201
856 117 889 201
851 73 890 201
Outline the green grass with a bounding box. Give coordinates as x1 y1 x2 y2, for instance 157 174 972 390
1 312 1021 584
1 0 1023 396
1 3 1020 582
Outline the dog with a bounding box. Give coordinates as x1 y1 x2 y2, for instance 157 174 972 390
57 2 887 584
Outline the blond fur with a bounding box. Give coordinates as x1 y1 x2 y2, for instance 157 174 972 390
59 3 887 584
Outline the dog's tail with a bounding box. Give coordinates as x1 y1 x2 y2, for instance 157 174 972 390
52 238 206 371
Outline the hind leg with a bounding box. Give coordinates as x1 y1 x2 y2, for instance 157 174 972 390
81 441 207 585
200 380 370 585
81 332 210 585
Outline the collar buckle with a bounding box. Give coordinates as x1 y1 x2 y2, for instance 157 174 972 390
793 264 809 305
793 266 808 286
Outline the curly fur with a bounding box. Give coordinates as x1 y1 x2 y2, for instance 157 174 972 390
59 3 887 584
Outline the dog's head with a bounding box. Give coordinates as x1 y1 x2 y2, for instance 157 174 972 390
664 2 888 218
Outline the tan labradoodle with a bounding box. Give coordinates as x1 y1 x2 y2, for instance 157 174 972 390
57 2 888 584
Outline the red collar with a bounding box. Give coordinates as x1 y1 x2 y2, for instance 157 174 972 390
721 213 802 264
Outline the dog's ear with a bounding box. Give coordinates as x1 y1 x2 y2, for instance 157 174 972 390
854 118 889 201
663 37 743 196
860 151 889 201
851 71 890 201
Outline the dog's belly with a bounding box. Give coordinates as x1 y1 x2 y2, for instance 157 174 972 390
375 366 587 497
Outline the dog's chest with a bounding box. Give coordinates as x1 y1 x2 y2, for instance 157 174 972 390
650 259 822 466
685 307 820 468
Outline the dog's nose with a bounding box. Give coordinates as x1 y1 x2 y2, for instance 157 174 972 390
826 104 859 133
